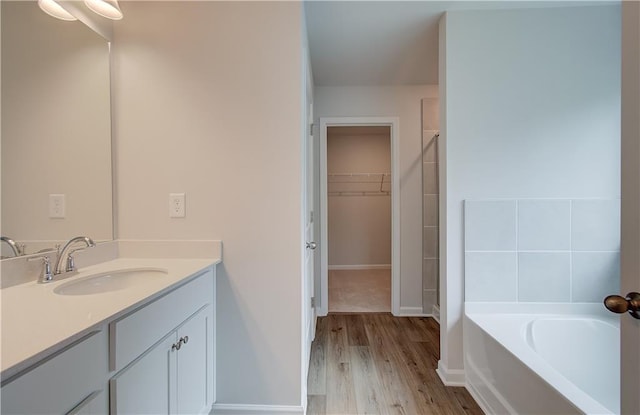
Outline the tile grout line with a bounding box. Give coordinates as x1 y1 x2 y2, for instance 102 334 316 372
515 200 520 302
568 201 574 301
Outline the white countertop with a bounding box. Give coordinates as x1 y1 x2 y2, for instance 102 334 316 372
1 257 220 380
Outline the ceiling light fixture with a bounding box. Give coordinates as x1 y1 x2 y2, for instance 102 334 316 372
38 0 77 21
83 0 123 20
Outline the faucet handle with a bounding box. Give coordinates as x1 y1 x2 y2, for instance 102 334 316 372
65 247 89 272
28 255 53 283
65 253 75 273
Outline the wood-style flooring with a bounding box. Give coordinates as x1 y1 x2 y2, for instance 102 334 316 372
307 314 483 415
329 269 391 313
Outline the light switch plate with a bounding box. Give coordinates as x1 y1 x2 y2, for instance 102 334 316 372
169 193 186 218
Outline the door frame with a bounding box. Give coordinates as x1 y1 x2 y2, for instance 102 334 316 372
319 116 400 316
620 1 639 412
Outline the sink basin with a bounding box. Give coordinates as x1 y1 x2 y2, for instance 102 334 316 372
53 268 168 296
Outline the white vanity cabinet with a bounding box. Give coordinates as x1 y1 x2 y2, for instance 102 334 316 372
0 330 109 415
109 268 215 415
111 305 212 414
0 263 216 415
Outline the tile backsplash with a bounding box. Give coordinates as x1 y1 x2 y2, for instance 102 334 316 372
464 199 620 303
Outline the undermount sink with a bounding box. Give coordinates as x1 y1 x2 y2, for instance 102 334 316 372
53 268 168 296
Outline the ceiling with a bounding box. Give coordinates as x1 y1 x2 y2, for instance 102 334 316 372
304 1 616 86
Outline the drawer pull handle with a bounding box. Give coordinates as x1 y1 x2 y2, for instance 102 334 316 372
181 336 189 344
172 342 181 351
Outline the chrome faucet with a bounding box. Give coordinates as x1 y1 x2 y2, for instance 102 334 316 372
28 255 53 283
54 236 96 275
1 236 23 257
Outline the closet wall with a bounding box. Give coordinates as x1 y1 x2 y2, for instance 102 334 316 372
328 126 391 269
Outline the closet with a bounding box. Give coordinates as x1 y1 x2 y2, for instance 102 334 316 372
327 126 391 313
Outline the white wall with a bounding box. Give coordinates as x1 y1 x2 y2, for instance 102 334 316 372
1 1 112 251
112 2 304 407
315 85 438 313
439 5 621 380
327 129 391 267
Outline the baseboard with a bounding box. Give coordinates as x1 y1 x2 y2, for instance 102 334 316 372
396 306 431 317
328 264 391 270
211 403 304 414
432 304 440 324
436 360 466 386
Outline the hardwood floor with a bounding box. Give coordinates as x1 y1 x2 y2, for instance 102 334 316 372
307 314 483 415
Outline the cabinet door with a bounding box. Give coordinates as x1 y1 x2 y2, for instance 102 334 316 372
1 330 107 415
110 335 177 415
176 306 212 415
67 390 107 415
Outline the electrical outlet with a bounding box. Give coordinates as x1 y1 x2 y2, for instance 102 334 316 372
49 194 65 218
169 193 186 218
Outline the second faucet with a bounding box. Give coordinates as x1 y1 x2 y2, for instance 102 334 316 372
54 236 96 276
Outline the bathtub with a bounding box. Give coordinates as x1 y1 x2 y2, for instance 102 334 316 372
464 303 620 415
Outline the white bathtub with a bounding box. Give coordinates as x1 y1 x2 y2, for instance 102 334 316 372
464 303 620 415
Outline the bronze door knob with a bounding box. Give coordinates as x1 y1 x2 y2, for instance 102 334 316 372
604 292 640 319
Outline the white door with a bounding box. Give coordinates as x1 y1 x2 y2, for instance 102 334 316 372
302 44 316 397
619 3 640 414
305 112 316 343
304 95 316 345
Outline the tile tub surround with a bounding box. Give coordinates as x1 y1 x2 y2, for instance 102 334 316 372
464 199 620 303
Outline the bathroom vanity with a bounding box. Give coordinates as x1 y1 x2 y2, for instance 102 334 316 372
1 255 219 415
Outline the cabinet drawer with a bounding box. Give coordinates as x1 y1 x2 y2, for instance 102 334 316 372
110 268 213 372
1 330 108 415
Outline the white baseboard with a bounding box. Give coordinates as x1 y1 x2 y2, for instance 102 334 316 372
432 304 440 324
396 306 430 317
328 264 391 270
436 360 466 386
211 403 303 414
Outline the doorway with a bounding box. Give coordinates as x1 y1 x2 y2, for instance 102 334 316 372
327 125 391 312
319 117 400 316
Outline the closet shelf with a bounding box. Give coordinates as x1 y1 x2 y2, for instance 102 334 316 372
328 191 390 197
327 173 390 183
327 173 391 196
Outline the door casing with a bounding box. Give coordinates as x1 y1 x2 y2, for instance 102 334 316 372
619 2 639 413
319 117 400 316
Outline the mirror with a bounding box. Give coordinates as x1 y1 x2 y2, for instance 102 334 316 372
1 1 113 258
